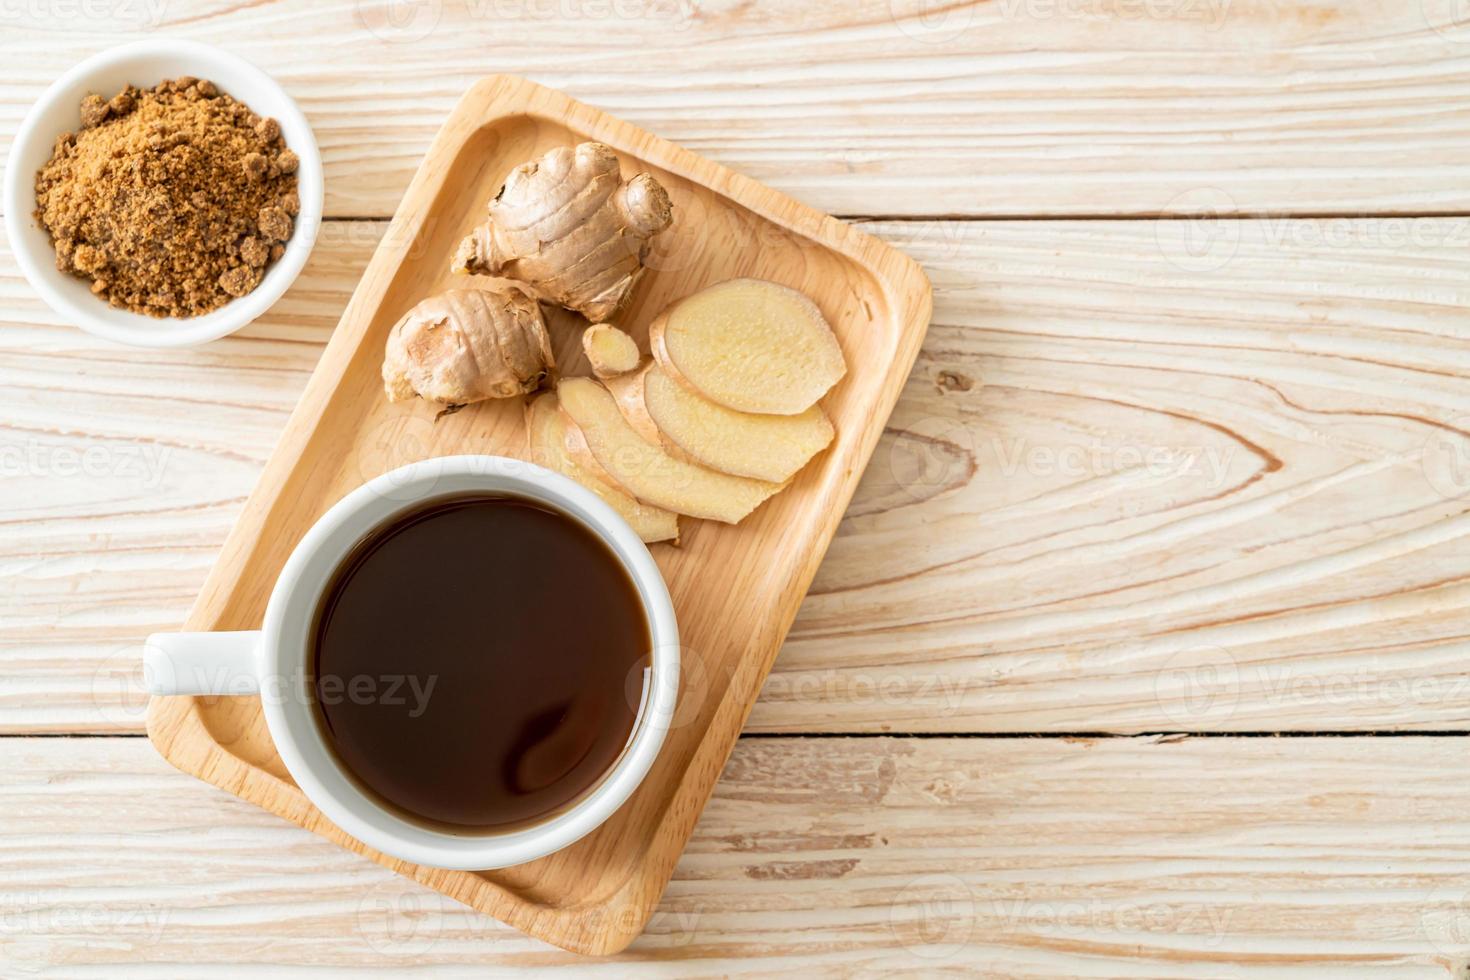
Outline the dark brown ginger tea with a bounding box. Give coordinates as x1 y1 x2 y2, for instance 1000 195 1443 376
310 493 650 831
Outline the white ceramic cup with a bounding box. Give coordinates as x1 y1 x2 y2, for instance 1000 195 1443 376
4 39 324 347
144 455 679 871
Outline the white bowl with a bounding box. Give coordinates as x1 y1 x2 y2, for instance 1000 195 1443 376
3 40 323 348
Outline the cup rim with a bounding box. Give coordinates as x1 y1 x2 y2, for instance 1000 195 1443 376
258 454 679 870
2 39 324 348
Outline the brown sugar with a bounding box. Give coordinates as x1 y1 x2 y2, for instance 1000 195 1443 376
33 77 300 318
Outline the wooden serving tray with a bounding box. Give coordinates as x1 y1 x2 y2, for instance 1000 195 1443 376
146 75 931 955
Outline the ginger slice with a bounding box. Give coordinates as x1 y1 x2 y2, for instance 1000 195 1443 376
382 282 553 404
649 278 846 415
606 362 834 483
582 323 641 379
453 142 673 322
557 377 781 524
525 393 678 544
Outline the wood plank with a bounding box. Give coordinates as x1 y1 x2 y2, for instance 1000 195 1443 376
7 217 1470 734
768 215 1470 733
1 734 1465 976
0 225 344 734
4 1 1470 218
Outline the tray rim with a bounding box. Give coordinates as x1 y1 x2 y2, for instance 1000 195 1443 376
146 73 933 955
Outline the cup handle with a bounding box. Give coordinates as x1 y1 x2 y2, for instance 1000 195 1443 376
144 631 262 696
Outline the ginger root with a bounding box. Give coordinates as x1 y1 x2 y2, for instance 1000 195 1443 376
452 142 672 322
582 323 641 379
382 283 554 405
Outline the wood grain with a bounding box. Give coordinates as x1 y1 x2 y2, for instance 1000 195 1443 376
141 75 931 955
4 734 1468 977
770 215 1470 734
8 215 1470 735
5 5 1469 968
4 1 1470 218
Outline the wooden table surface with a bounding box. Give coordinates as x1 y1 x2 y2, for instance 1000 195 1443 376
6 2 1470 975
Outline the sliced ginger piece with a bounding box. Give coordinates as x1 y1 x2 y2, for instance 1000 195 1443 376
525 393 678 544
606 362 834 483
649 277 846 415
582 323 641 379
557 377 782 524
